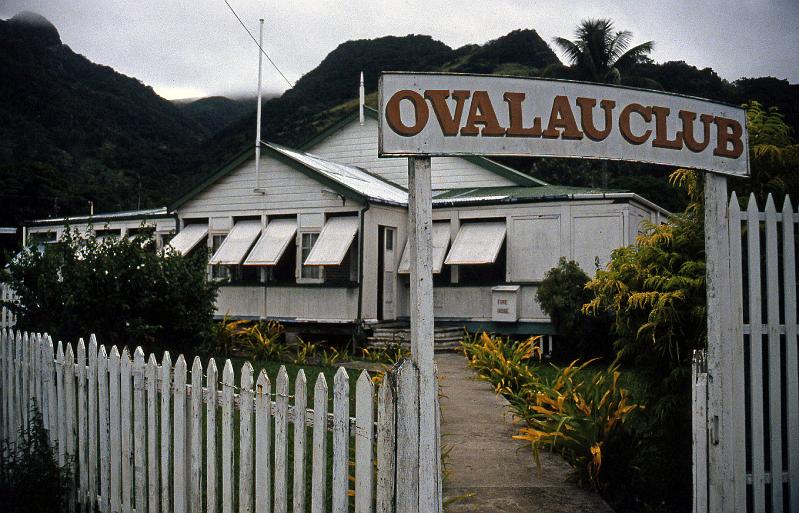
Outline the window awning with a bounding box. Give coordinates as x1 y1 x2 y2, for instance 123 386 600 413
398 223 451 274
209 220 262 265
167 224 208 255
243 218 298 266
304 216 359 266
444 221 506 265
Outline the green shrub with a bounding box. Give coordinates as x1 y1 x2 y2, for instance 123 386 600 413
536 258 613 360
0 402 72 513
2 228 219 355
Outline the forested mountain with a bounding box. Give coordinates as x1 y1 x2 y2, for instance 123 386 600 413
1 11 797 243
0 12 208 227
177 96 257 135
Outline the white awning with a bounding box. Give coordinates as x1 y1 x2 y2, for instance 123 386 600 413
209 220 262 265
167 224 208 255
304 216 359 266
444 221 506 265
243 218 297 266
398 223 451 274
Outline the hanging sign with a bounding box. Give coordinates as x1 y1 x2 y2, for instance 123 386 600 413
378 72 749 177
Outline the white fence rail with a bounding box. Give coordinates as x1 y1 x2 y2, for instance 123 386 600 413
695 192 799 513
0 328 427 513
0 283 16 329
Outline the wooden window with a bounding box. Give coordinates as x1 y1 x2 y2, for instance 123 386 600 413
210 234 229 281
298 232 323 283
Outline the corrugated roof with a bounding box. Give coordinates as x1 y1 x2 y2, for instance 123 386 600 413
432 185 627 205
28 207 170 226
267 143 408 206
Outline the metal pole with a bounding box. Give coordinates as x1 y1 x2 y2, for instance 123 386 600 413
407 156 441 512
254 18 264 191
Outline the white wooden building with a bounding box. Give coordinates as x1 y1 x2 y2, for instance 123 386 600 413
23 106 667 338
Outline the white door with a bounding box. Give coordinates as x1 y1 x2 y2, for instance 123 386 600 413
382 227 396 320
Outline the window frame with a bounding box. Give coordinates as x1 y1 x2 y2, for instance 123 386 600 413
296 230 324 284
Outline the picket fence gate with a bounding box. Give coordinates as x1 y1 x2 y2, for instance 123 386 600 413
694 192 799 513
0 328 432 513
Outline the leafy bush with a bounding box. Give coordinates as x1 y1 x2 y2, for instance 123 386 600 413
2 228 219 355
0 403 72 513
512 360 639 491
461 332 639 493
536 258 613 360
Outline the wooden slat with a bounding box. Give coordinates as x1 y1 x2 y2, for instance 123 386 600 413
161 352 173 513
274 365 289 513
221 359 234 513
77 339 88 512
21 333 29 430
147 354 160 513
15 333 23 439
191 357 204 513
395 361 419 513
88 336 99 513
121 348 134 513
746 194 766 513
239 362 254 513
764 195 784 511
109 347 122 513
376 376 396 513
332 367 350 513
34 334 43 425
783 196 799 513
1 330 8 442
293 370 308 513
56 341 66 466
174 355 188 513
98 345 111 513
692 351 708 513
206 359 218 513
727 193 747 513
355 371 374 513
746 193 766 512
133 348 148 513
64 342 76 513
254 369 271 513
311 373 328 513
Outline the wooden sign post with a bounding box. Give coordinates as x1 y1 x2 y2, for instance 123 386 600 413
406 156 440 511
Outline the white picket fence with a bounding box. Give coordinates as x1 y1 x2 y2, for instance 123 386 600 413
0 328 429 513
0 283 16 329
694 192 799 513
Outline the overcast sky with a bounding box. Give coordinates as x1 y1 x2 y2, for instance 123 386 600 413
2 0 797 100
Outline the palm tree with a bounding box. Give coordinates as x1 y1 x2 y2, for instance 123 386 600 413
553 19 654 187
553 19 654 84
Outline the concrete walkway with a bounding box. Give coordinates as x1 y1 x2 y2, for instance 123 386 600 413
437 352 614 513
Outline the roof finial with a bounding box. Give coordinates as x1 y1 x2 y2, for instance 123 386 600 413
359 71 365 126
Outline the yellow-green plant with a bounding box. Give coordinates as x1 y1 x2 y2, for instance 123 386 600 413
460 331 542 396
292 337 318 364
512 359 639 490
236 320 286 361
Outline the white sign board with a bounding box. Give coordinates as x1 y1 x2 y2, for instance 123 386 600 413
378 72 749 176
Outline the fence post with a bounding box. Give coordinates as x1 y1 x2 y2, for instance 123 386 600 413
239 362 254 513
121 348 133 513
206 359 218 513
77 339 88 512
703 173 734 512
191 357 203 513
395 360 419 513
160 352 172 513
221 359 234 513
692 350 708 513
